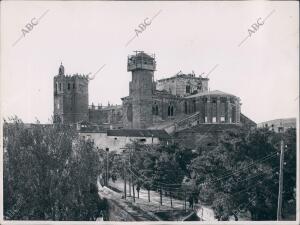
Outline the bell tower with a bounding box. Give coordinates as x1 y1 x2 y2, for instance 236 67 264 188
53 63 89 124
127 51 156 128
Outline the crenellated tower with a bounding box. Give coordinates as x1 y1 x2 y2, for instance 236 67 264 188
127 51 156 129
53 63 89 124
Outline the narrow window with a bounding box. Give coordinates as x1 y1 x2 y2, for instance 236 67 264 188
170 106 174 116
186 85 190 93
155 105 159 115
59 83 61 91
184 102 188 114
73 83 75 89
68 83 70 90
168 106 171 116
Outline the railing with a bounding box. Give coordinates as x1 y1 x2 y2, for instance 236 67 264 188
88 105 122 110
176 112 200 127
161 112 201 134
174 112 201 132
127 62 156 71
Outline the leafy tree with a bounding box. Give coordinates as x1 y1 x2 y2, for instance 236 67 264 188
189 127 296 221
3 117 106 220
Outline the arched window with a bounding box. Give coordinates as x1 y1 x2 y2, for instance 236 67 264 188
153 103 159 116
59 83 62 91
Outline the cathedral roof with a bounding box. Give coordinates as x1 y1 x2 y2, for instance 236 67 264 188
184 90 237 98
157 73 208 82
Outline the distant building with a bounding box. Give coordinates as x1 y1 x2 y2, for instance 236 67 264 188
79 129 170 153
258 118 296 133
53 51 256 133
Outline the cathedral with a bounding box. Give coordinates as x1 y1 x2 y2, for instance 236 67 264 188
53 51 255 132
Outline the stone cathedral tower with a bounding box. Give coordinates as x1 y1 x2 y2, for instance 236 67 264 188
53 63 89 124
127 51 156 129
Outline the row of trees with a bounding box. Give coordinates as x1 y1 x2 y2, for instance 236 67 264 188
111 127 296 221
5 116 294 221
3 117 107 220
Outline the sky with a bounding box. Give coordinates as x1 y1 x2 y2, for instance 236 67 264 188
1 1 299 124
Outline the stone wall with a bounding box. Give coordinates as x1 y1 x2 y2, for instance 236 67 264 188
131 69 154 129
106 199 136 221
156 74 209 97
88 106 123 126
174 124 241 149
79 132 160 153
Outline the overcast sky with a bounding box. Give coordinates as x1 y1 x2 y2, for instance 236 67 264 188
1 1 298 124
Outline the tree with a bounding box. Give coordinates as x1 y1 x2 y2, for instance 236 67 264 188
3 117 106 220
189 127 296 220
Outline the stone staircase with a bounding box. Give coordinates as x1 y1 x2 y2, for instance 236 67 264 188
151 112 201 134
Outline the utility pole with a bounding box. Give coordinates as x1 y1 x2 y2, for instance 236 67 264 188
132 180 136 202
184 190 187 212
123 158 127 199
130 147 136 202
151 134 153 146
160 186 162 205
121 147 131 197
106 148 109 186
277 139 285 220
170 189 173 208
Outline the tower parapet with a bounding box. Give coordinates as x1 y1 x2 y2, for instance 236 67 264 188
127 51 156 71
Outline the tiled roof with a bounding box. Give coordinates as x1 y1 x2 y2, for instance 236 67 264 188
157 73 208 82
107 129 170 139
184 90 236 98
176 123 241 133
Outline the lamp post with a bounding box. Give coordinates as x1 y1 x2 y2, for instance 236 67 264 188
106 147 109 186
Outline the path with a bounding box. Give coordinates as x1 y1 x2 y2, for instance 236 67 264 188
109 179 217 221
